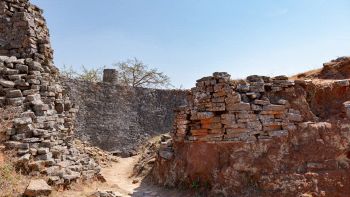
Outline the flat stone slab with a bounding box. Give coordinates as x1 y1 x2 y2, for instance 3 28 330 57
24 179 52 197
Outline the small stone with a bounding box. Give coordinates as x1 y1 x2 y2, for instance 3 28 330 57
13 117 32 127
4 141 22 149
268 130 288 137
35 152 52 160
62 171 80 181
15 64 28 73
263 104 285 111
17 153 31 163
226 102 251 111
23 138 41 143
28 61 43 71
37 147 49 155
195 112 214 120
287 113 303 122
0 79 15 88
6 89 23 98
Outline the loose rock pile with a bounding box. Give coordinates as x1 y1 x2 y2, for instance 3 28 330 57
172 72 303 144
74 139 117 167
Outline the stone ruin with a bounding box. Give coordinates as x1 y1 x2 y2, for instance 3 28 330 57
103 69 118 84
173 73 302 143
1 0 350 196
153 69 350 197
0 0 100 186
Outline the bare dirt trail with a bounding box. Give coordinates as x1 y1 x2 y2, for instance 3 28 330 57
101 155 191 197
53 156 189 197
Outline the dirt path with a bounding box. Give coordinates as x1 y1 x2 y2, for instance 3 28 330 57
101 155 190 197
53 156 188 197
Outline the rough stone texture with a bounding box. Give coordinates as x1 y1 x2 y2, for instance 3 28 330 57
103 69 118 84
152 68 350 197
0 0 54 66
0 0 100 187
24 179 52 197
169 72 310 143
62 78 189 155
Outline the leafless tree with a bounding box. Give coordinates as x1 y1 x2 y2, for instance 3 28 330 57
60 64 78 79
60 65 103 83
114 58 171 88
77 65 103 82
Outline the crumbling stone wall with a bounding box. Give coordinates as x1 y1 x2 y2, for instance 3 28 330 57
153 70 350 197
63 78 189 156
172 73 307 143
0 0 100 186
0 0 54 65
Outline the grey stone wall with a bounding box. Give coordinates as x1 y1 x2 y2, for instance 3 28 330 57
0 0 101 186
62 78 189 155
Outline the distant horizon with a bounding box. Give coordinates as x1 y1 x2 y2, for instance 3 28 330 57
32 0 350 88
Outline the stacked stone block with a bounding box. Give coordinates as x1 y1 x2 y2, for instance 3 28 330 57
173 72 303 142
103 69 118 84
0 0 54 66
0 56 100 185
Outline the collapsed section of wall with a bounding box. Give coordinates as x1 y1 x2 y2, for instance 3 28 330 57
153 71 350 197
63 78 189 156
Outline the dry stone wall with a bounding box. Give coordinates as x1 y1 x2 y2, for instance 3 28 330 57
173 73 303 143
63 78 189 156
0 0 100 186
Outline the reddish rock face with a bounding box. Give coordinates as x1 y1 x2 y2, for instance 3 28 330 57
152 63 350 196
154 122 350 196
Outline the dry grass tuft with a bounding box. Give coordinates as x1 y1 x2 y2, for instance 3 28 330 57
0 149 29 197
0 106 28 197
0 106 21 143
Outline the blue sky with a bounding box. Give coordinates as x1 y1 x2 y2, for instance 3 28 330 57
31 0 350 88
